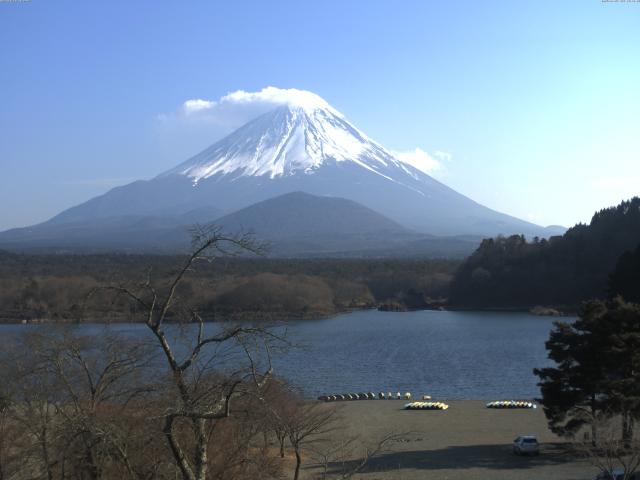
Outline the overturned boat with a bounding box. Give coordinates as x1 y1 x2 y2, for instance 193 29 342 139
404 401 449 411
486 400 536 409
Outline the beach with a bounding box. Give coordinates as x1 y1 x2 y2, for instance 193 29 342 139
302 400 595 480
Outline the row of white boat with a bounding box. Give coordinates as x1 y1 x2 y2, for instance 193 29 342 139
404 402 449 410
405 401 537 411
316 395 537 410
318 392 424 402
486 400 537 409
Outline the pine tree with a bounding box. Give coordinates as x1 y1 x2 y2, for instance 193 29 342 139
600 298 640 446
609 244 640 303
534 300 611 443
535 299 640 444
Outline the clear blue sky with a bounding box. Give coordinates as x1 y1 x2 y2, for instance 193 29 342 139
1 0 639 230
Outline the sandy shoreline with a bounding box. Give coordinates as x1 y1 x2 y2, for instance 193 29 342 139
302 400 595 480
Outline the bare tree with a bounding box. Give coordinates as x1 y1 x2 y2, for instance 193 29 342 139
4 329 161 480
575 413 640 480
0 226 289 480
3 338 62 480
308 432 406 480
96 225 281 480
282 401 340 480
0 379 22 480
261 379 296 459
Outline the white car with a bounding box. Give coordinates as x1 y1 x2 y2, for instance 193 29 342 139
512 435 539 455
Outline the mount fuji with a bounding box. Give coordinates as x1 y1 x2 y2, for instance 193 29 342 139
0 89 562 255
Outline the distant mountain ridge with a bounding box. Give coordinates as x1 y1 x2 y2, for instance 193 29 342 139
214 191 407 237
207 192 480 257
0 192 481 257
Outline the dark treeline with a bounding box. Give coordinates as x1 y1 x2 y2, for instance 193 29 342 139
0 252 458 322
449 197 640 310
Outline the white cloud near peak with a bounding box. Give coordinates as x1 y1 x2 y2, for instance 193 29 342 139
173 86 333 124
217 86 331 111
391 148 446 175
434 150 452 163
182 99 216 114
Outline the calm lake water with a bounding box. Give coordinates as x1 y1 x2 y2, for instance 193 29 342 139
0 309 568 400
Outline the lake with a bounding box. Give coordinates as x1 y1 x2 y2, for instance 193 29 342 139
0 309 566 400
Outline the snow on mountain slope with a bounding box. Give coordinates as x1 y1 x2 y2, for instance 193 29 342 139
161 93 424 192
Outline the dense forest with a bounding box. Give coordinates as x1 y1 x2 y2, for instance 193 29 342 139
0 252 457 323
450 197 640 310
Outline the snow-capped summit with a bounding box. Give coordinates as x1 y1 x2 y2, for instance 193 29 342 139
162 98 419 186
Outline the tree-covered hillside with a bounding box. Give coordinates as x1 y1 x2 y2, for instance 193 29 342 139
449 197 640 309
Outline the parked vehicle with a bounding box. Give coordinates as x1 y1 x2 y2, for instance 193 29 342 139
512 435 539 455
